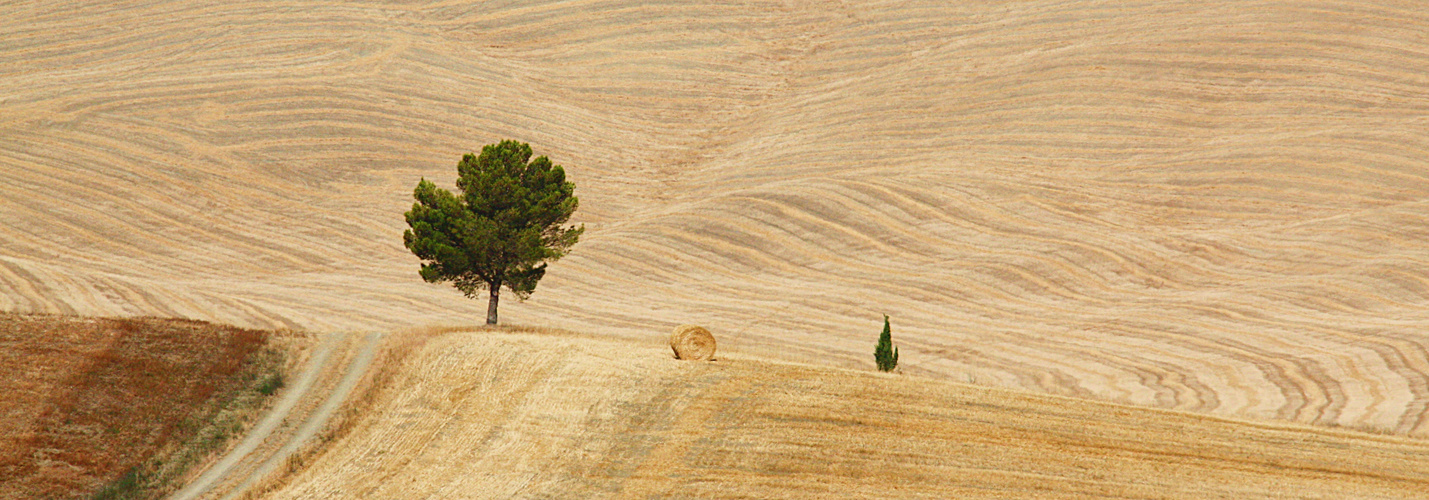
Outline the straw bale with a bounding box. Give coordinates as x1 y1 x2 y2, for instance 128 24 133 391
669 325 716 361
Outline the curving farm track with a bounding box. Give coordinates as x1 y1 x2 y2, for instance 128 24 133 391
167 331 380 500
5 0 1429 440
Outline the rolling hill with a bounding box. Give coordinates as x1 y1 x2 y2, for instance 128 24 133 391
5 0 1429 450
261 328 1429 499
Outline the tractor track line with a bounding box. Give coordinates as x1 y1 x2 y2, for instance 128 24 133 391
168 331 383 500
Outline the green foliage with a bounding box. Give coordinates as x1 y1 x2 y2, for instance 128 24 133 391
91 467 145 500
403 140 583 323
874 315 898 372
257 372 284 396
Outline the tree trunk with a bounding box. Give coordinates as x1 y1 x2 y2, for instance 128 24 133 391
486 280 500 325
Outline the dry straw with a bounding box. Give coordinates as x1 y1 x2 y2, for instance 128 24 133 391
670 325 716 361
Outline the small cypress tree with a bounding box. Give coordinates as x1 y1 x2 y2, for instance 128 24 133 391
874 315 898 372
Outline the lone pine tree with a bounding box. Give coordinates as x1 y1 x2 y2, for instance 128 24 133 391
875 315 899 372
403 140 583 324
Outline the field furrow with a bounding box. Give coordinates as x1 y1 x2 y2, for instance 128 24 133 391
5 0 1429 438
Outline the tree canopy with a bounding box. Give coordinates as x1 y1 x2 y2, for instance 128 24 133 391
403 140 583 324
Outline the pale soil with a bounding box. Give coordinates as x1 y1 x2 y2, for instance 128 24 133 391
263 328 1429 499
5 0 1429 469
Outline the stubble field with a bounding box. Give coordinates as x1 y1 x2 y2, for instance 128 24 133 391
264 328 1429 499
5 0 1429 496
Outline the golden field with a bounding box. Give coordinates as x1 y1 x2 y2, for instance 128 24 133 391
265 328 1429 499
5 0 1429 497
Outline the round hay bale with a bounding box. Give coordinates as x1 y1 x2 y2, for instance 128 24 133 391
670 324 716 361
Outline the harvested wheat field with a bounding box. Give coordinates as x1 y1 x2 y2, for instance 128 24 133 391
261 328 1429 499
6 0 1429 495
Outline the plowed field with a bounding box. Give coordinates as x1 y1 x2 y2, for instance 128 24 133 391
6 0 1429 470
263 329 1429 499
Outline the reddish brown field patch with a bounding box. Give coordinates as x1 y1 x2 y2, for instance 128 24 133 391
0 313 272 499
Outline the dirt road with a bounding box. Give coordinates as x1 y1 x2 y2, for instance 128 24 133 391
168 331 382 500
